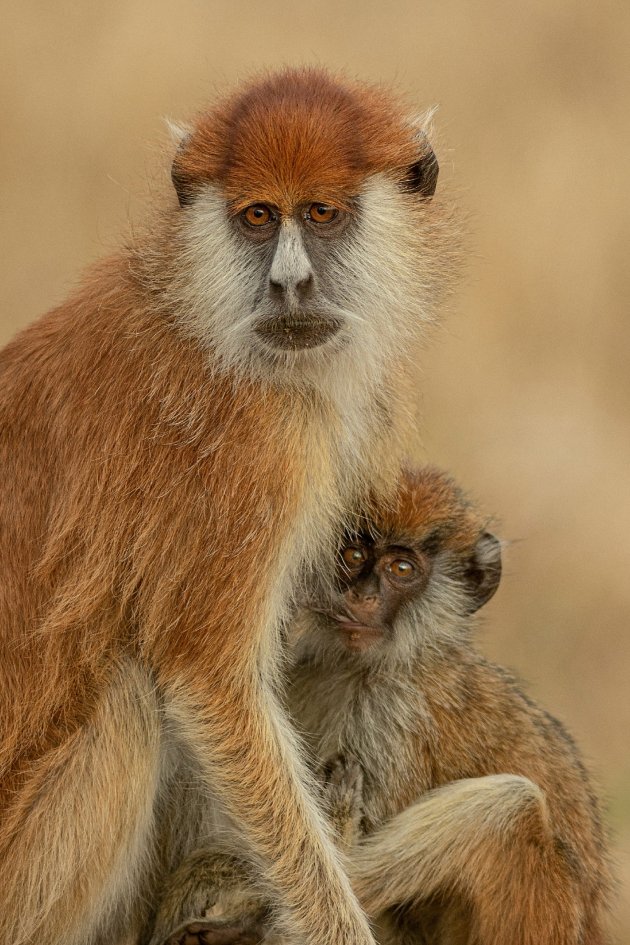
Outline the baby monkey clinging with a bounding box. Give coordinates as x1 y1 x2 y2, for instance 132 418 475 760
310 469 501 660
151 467 611 945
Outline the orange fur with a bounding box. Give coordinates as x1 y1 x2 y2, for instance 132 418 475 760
365 464 482 551
0 70 455 945
140 467 612 945
173 68 425 212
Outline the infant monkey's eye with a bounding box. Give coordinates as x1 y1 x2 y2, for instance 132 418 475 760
387 559 415 578
341 546 368 569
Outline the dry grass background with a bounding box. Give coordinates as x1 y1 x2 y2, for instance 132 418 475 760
1 0 629 937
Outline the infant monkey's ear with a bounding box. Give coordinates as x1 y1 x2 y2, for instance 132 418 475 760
462 532 502 614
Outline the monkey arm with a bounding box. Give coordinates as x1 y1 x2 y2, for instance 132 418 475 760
321 754 365 854
0 660 163 945
349 774 585 945
155 651 371 945
127 421 374 944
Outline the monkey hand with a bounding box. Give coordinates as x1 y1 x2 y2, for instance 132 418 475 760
321 753 365 851
148 851 263 945
159 913 268 945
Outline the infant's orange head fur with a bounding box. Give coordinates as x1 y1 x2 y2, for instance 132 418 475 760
369 466 488 555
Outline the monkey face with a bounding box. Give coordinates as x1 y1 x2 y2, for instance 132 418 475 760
299 520 502 664
172 177 443 393
327 538 432 654
235 202 350 353
165 70 455 390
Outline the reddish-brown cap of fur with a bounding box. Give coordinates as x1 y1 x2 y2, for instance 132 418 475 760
173 68 425 212
369 467 486 553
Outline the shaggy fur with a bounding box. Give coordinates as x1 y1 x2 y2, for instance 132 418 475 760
0 70 457 944
151 467 611 945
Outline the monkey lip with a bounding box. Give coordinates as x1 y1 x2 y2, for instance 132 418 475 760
255 316 341 351
331 615 385 650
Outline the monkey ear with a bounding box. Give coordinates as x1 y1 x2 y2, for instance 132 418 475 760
404 109 439 199
463 532 502 614
163 117 193 148
163 118 196 208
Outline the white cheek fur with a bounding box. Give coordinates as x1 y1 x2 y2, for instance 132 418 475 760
172 190 262 365
171 176 444 400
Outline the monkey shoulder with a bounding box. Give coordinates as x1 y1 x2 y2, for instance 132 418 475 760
411 650 586 783
423 652 605 858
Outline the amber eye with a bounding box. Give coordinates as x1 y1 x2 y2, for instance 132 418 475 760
341 546 368 569
387 559 415 578
308 203 338 224
243 204 273 227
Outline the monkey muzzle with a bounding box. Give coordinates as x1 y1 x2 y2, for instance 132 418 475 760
255 314 341 351
330 613 386 653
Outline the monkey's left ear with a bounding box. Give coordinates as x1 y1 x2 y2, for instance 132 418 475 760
404 143 439 199
404 111 439 199
463 532 502 614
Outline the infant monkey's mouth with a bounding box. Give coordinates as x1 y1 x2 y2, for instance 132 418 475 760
255 315 341 350
329 612 385 651
309 608 385 650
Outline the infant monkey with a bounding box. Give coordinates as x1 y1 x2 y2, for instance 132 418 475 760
151 467 611 945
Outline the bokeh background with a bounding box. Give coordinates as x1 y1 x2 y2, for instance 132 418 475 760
1 0 629 937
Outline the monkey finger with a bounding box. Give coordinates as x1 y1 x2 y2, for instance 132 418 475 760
322 753 364 812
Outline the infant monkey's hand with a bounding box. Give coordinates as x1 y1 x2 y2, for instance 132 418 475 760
153 760 365 945
162 914 267 945
321 753 365 851
148 851 262 945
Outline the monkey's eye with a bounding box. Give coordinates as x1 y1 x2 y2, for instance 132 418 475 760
242 204 274 227
387 559 415 578
341 546 368 569
307 204 339 224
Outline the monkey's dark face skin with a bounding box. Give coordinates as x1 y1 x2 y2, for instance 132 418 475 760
236 202 354 353
323 537 432 653
306 525 502 658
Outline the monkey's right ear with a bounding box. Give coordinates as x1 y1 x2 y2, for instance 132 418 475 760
164 118 196 208
404 145 439 199
164 118 193 148
463 532 502 614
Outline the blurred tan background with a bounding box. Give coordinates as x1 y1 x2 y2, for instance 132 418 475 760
1 0 629 937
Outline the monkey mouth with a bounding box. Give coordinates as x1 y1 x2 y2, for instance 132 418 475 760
255 315 341 351
330 614 385 651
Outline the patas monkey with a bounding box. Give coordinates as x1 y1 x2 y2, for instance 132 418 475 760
0 70 456 945
152 467 610 945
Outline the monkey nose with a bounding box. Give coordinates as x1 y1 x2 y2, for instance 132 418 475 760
349 588 379 605
269 272 315 301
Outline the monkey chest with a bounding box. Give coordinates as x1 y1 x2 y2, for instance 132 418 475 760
290 676 434 828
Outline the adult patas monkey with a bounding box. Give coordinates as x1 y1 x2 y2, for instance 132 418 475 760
0 69 456 945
